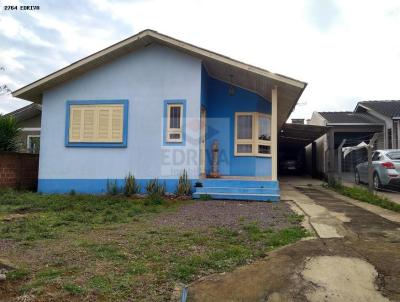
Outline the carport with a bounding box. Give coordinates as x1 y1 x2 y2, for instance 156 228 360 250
279 123 327 176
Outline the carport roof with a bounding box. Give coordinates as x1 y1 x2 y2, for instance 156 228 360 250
280 123 328 147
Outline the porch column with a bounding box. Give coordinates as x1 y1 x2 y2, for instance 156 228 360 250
271 86 278 181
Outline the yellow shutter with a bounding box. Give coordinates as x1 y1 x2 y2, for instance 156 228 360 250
83 108 96 141
111 107 123 142
68 104 124 143
98 108 111 140
69 107 83 142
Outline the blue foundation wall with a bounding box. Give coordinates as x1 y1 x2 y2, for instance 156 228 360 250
201 67 272 176
38 179 197 194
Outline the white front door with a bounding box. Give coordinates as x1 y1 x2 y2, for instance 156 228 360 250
200 107 206 177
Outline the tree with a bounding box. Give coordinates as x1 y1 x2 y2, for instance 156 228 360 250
0 114 21 152
0 66 11 95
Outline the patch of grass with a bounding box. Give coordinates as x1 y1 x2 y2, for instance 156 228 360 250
328 183 400 213
63 283 85 295
0 189 176 241
6 269 29 280
36 268 63 282
0 189 307 301
171 224 308 282
85 244 127 261
287 213 304 224
87 275 111 293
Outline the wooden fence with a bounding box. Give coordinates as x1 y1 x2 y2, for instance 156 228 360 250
0 152 39 191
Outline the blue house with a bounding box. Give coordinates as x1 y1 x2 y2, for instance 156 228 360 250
13 30 306 201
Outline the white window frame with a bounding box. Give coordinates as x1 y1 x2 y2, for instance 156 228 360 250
234 112 271 157
27 135 40 153
166 104 183 143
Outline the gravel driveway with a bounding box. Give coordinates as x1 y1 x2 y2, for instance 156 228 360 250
154 200 296 230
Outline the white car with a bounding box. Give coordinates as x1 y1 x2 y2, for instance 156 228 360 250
355 149 400 189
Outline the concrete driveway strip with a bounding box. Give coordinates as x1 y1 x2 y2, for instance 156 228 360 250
188 183 400 302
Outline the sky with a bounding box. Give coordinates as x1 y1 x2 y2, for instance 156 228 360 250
1 0 400 120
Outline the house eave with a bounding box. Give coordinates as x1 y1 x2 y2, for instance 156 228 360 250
13 29 306 102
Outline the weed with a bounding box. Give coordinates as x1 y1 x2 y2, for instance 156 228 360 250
176 169 192 196
124 173 140 196
146 178 166 196
107 179 120 195
287 213 304 224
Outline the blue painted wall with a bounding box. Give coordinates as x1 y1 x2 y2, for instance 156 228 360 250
201 67 272 176
39 45 202 193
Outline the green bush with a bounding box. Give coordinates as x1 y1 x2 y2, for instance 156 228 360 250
124 173 140 196
107 179 120 196
175 169 191 196
0 114 21 152
145 178 166 196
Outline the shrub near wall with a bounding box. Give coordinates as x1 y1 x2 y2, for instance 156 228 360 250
0 152 39 190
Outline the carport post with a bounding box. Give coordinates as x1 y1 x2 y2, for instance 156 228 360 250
271 86 278 181
337 139 346 184
367 133 379 192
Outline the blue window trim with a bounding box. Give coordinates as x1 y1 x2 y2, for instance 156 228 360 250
65 99 129 148
163 99 187 146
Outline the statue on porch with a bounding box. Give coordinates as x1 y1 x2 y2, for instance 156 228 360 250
209 140 220 178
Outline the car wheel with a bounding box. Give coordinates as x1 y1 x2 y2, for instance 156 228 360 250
373 173 381 190
355 170 360 184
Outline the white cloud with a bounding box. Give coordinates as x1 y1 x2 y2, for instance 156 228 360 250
0 15 53 48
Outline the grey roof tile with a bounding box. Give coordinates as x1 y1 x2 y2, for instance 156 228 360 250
318 111 383 124
358 100 400 118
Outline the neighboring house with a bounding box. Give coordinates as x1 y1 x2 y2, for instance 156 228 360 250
12 29 306 201
355 100 400 149
307 111 384 176
5 103 42 153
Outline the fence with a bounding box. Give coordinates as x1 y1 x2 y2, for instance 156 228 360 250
333 132 399 192
0 152 39 191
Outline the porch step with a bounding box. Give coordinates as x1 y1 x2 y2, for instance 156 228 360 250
192 191 279 202
200 179 279 189
192 179 280 202
194 186 279 194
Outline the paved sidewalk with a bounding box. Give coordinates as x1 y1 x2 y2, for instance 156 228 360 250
188 181 400 302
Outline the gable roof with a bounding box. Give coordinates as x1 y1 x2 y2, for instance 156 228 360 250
12 29 306 128
318 111 383 125
5 103 42 122
357 100 400 118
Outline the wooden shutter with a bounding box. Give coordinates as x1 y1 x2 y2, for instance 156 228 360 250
68 104 124 143
69 106 83 142
98 108 111 140
111 106 123 142
83 108 96 141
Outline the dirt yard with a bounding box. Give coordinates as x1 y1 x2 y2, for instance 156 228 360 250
0 190 306 302
189 185 400 302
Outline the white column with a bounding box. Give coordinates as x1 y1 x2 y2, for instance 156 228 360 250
271 86 278 181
